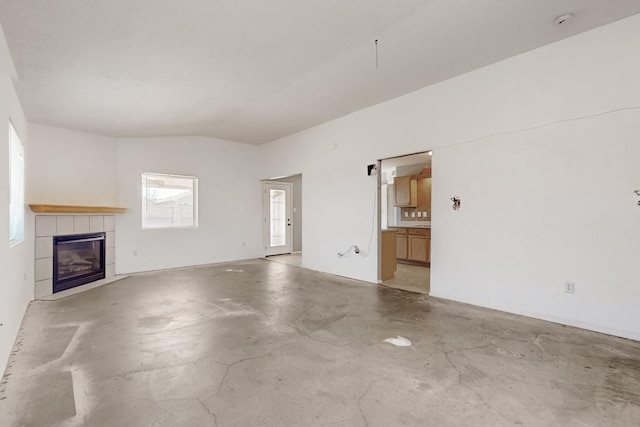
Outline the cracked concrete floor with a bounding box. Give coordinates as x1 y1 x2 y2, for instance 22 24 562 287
1 259 640 426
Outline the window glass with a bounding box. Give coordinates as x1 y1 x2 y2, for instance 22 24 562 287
142 172 198 229
269 189 286 247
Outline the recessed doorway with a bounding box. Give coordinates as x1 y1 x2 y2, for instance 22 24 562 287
262 174 302 262
379 152 432 294
263 181 293 256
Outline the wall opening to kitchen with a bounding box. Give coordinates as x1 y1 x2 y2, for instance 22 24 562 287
379 152 431 294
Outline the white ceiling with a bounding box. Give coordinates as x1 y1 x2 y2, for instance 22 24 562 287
1 1 639 145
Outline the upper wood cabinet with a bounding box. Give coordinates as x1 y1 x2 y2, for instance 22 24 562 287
394 176 417 207
417 177 432 212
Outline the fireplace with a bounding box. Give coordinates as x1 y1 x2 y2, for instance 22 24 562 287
53 232 106 293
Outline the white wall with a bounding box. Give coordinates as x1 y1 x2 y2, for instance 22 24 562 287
27 124 118 206
433 111 640 339
116 136 263 273
0 25 31 374
258 14 640 340
26 128 264 274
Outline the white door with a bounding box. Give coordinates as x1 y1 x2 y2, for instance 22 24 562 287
263 181 293 256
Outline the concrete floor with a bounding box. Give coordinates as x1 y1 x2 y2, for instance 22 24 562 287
265 253 303 267
382 263 430 294
1 259 639 426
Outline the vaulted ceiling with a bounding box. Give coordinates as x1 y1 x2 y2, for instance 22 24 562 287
1 1 639 144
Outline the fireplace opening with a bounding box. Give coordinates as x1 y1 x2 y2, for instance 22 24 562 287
53 232 106 293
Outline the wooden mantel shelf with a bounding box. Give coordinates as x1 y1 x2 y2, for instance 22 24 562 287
29 204 128 214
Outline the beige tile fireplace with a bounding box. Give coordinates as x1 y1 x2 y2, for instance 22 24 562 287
34 214 116 298
30 201 129 299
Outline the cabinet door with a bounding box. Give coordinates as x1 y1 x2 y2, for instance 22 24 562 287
394 176 411 206
417 177 432 213
381 231 397 281
396 234 408 259
408 235 427 262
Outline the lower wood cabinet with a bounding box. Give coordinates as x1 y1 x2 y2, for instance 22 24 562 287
395 227 430 264
408 234 428 262
381 230 397 280
396 233 408 259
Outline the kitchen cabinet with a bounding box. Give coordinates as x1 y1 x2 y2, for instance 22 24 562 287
381 230 397 280
408 230 429 263
395 227 430 264
394 176 417 207
417 177 432 214
395 228 408 259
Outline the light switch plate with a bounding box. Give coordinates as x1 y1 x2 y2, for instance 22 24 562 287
411 212 416 218
417 212 422 218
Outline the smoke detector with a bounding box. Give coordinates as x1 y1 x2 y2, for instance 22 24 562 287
554 14 574 25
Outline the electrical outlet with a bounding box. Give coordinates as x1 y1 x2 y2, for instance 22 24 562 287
564 282 575 293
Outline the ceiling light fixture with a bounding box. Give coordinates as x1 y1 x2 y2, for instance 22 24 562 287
554 13 574 25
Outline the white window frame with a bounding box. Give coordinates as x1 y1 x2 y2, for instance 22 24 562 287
141 172 198 230
9 121 25 247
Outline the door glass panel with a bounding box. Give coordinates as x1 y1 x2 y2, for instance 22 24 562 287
270 189 286 247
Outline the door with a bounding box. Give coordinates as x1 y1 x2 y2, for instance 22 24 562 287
263 181 293 256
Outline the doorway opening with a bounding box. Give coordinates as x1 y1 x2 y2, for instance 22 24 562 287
379 152 432 294
262 174 302 266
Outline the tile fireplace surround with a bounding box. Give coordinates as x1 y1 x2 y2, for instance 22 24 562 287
34 215 116 299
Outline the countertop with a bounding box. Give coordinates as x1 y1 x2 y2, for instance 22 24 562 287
387 224 431 229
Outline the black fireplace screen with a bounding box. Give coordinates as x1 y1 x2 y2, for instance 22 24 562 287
53 232 106 293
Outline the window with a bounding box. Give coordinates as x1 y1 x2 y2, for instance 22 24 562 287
9 122 25 246
269 188 286 247
142 172 198 229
